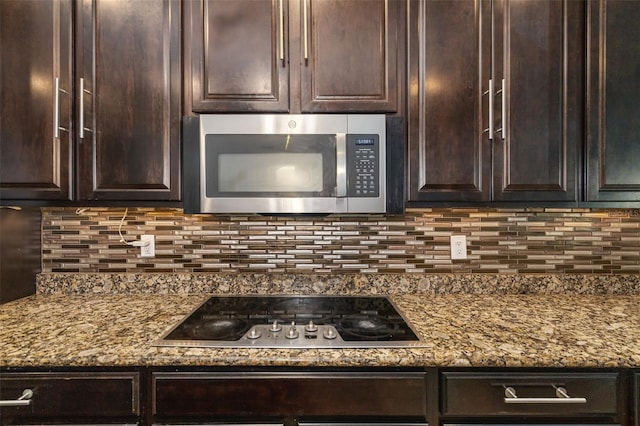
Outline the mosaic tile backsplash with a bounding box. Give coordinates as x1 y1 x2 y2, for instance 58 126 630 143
41 207 640 274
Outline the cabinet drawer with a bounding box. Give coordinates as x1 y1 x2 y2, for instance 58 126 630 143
152 371 427 420
442 372 619 416
0 371 140 420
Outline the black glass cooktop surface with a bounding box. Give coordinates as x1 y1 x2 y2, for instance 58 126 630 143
155 295 426 348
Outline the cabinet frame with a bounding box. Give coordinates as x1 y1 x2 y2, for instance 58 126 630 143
187 0 291 113
407 0 583 206
585 0 640 204
0 0 74 201
74 0 182 201
185 0 404 115
0 0 182 205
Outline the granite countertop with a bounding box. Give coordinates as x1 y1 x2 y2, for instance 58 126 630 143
1 292 640 368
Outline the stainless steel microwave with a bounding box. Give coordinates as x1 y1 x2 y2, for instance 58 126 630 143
182 114 404 215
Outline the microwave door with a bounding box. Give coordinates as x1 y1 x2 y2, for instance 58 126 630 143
202 133 342 213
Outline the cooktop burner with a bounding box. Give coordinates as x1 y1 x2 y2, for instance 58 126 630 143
154 295 426 348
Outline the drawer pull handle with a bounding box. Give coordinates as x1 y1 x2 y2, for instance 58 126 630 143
0 389 33 407
504 386 587 404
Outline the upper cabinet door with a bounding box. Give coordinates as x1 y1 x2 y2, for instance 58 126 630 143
0 0 73 201
492 0 583 203
299 0 401 113
408 0 583 205
188 0 402 114
586 0 640 202
407 0 492 202
189 0 290 112
76 0 181 201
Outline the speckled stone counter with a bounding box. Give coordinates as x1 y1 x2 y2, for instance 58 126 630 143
36 272 640 295
2 293 639 368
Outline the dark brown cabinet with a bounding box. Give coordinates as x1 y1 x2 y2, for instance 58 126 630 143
0 0 73 201
440 370 626 426
0 0 181 203
151 370 427 424
586 0 640 203
187 0 403 114
75 0 181 201
441 371 621 417
635 372 639 426
0 367 637 425
0 371 140 424
407 0 583 204
0 208 40 304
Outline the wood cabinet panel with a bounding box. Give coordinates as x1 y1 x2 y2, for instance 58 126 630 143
442 371 620 416
190 0 289 112
407 0 491 202
0 208 40 304
408 0 582 204
0 371 140 423
188 0 402 114
152 371 427 421
0 0 73 201
300 0 400 112
1 0 181 204
492 0 582 202
587 0 640 202
76 0 181 201
635 372 640 426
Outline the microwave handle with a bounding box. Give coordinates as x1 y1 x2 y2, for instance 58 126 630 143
336 133 347 197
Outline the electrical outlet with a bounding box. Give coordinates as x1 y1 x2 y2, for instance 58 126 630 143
450 235 467 260
140 234 155 257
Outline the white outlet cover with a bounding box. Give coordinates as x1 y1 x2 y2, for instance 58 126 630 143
140 234 155 257
450 235 467 260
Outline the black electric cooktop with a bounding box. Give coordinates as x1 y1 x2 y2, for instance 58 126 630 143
154 295 426 348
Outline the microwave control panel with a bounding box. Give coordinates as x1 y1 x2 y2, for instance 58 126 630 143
347 134 380 197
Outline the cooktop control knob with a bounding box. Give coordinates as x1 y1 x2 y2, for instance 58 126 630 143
323 327 337 340
305 320 318 332
285 322 299 339
247 328 262 339
269 320 282 332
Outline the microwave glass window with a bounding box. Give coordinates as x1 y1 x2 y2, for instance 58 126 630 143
218 153 323 192
205 134 337 197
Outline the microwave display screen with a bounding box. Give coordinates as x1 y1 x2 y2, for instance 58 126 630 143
218 153 323 193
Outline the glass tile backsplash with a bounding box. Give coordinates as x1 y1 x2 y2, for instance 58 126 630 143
41 207 640 274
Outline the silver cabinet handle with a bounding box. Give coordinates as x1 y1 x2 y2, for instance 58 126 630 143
54 77 70 139
336 133 347 197
504 386 587 404
79 77 92 138
54 77 61 138
278 0 285 66
487 79 494 140
79 77 85 138
501 78 506 139
0 389 33 407
303 0 309 61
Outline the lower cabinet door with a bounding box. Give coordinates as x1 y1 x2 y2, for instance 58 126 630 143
0 371 140 424
442 371 620 417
